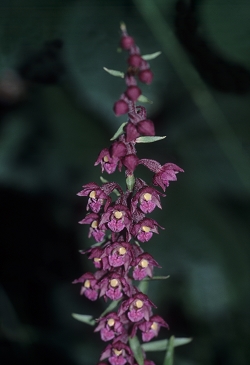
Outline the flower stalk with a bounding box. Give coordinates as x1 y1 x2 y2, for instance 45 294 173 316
73 23 186 365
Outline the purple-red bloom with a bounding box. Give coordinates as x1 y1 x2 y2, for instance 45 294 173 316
131 185 164 214
72 272 100 301
104 241 134 271
99 205 131 233
100 341 134 365
132 253 161 281
138 315 169 342
79 213 106 242
99 272 133 301
153 163 184 191
95 312 124 342
118 293 156 322
131 218 163 243
95 148 120 174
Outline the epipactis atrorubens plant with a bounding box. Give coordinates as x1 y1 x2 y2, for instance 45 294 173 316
73 23 191 365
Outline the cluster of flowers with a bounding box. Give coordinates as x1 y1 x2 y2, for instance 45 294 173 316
73 24 183 365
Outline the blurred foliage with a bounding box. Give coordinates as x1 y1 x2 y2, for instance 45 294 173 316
0 1 250 365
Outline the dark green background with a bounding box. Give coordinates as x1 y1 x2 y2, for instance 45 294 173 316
1 1 250 365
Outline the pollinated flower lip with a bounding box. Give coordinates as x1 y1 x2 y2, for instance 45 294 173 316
73 23 184 365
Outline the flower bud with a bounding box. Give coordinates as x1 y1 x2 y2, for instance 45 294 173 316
137 119 155 136
125 86 141 101
139 69 153 84
110 141 127 158
120 36 134 50
113 100 128 116
122 154 139 172
127 54 142 68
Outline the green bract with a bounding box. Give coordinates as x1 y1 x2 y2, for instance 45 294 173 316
129 336 144 365
136 136 166 143
142 51 162 60
110 122 128 141
142 337 192 352
103 67 124 78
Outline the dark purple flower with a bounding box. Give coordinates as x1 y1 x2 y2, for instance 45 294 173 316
100 341 134 365
153 163 184 191
79 213 106 242
99 205 131 233
118 293 156 322
72 272 99 301
104 242 134 271
77 182 109 213
139 160 184 191
95 148 119 174
131 186 164 214
99 273 132 301
132 253 161 280
95 312 124 341
82 246 108 269
139 315 169 342
131 218 163 243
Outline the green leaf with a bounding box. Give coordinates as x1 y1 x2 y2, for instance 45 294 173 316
99 300 120 318
136 136 166 143
71 313 95 326
137 95 153 104
103 67 124 78
142 337 192 352
110 122 127 141
129 336 144 365
163 336 175 365
142 51 162 60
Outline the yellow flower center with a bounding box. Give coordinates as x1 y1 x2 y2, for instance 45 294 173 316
91 220 98 228
94 257 101 262
114 211 123 219
103 155 109 162
89 190 96 198
135 299 143 308
84 280 90 288
140 259 149 268
151 322 158 330
143 193 152 201
110 279 119 287
142 226 151 232
118 247 126 255
107 318 115 327
113 349 122 356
